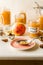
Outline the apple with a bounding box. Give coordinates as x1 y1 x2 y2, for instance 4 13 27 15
12 23 26 36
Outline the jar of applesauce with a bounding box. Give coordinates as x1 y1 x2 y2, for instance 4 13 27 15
15 12 26 24
1 9 11 35
2 10 11 25
28 20 39 38
38 16 43 36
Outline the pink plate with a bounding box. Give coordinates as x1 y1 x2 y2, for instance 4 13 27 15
10 38 35 50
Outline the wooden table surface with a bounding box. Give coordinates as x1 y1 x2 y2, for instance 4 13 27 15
0 60 43 65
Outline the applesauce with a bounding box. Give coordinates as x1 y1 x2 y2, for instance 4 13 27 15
15 12 26 24
38 16 43 36
38 16 43 30
2 10 10 25
28 20 39 38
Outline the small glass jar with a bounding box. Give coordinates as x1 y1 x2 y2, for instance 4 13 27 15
15 12 26 24
28 20 39 38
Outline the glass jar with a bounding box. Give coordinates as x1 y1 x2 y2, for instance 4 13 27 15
2 10 11 25
39 16 43 30
15 12 26 24
1 9 11 35
38 15 43 36
33 2 43 37
28 20 39 38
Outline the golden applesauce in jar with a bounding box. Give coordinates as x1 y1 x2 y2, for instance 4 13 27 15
2 10 10 25
38 16 43 36
39 16 43 30
28 20 39 38
15 12 26 24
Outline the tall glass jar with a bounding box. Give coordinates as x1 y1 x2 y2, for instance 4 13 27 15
34 2 43 36
1 9 11 35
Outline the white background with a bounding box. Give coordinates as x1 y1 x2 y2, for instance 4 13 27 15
0 0 43 22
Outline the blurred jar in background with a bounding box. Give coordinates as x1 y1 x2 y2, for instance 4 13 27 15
28 20 39 38
2 10 11 25
1 9 11 35
34 2 43 36
38 16 43 36
38 16 43 30
15 12 26 24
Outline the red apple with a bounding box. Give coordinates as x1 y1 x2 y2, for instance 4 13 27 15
12 23 26 36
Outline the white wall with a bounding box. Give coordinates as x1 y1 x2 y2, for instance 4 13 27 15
0 0 43 22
